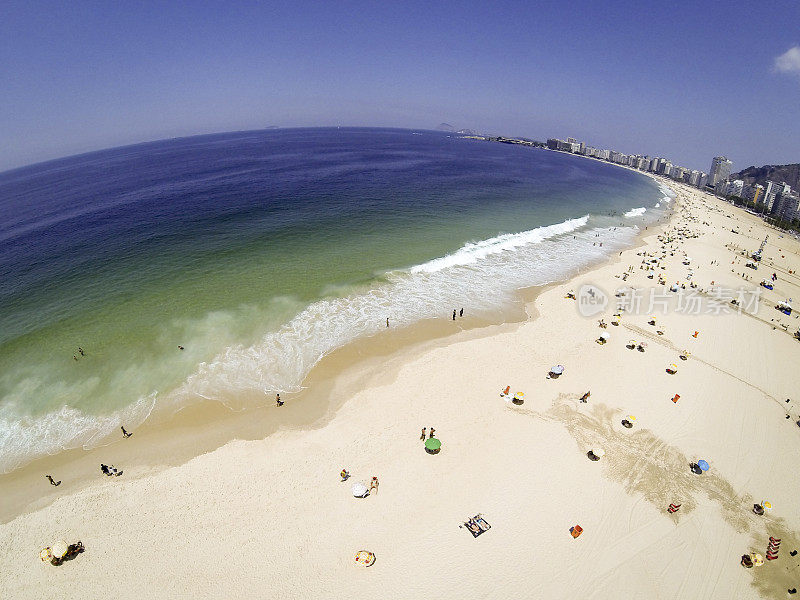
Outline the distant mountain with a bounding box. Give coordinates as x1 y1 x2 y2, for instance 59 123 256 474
732 163 800 191
436 123 455 132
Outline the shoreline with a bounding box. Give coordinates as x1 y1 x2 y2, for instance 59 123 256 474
0 173 673 524
4 179 800 599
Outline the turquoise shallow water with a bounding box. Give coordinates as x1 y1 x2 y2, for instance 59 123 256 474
0 127 671 472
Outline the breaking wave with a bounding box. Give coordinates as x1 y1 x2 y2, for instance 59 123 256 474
0 215 639 472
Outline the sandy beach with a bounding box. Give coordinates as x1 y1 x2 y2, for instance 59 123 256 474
3 180 800 599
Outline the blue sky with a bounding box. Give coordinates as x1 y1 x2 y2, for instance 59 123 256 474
2 1 799 173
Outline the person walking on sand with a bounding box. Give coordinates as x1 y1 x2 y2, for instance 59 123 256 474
73 355 78 361
452 309 456 321
429 427 435 439
121 426 132 438
386 317 389 328
370 476 379 494
459 308 463 317
45 475 61 486
276 393 283 407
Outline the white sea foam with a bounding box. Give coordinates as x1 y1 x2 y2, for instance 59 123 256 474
0 394 156 473
410 216 588 274
0 215 638 473
623 207 647 218
654 202 661 208
173 216 632 403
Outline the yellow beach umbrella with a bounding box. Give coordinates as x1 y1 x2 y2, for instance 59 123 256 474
51 540 68 559
668 363 678 372
39 547 53 562
627 415 637 422
752 553 764 567
762 501 773 511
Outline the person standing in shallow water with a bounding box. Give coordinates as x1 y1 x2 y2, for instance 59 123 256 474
276 394 283 407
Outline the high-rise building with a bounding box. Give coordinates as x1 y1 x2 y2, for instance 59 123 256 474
771 192 799 223
709 156 732 187
762 181 791 211
728 180 744 198
745 184 764 203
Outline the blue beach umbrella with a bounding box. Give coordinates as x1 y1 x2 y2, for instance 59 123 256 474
551 365 565 375
697 459 710 471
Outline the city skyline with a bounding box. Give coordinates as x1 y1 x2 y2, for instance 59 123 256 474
2 1 799 173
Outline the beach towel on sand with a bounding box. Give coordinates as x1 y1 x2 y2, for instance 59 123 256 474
461 515 491 538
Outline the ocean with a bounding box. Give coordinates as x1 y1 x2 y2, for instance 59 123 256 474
0 127 672 472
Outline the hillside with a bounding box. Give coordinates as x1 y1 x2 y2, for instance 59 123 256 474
731 163 800 191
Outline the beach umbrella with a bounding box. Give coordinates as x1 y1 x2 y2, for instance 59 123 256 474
51 540 68 559
592 448 605 458
39 547 53 562
627 415 637 422
697 459 709 471
627 339 637 348
762 500 773 511
351 482 369 497
599 332 610 341
424 438 441 451
354 550 375 567
551 365 564 375
667 363 678 373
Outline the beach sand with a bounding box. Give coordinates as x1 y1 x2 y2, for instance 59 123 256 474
3 181 800 599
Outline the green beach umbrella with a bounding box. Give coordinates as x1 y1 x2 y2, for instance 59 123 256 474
424 438 441 451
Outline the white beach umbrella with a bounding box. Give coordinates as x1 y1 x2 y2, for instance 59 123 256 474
599 332 610 341
351 482 369 498
51 540 68 559
592 449 605 458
